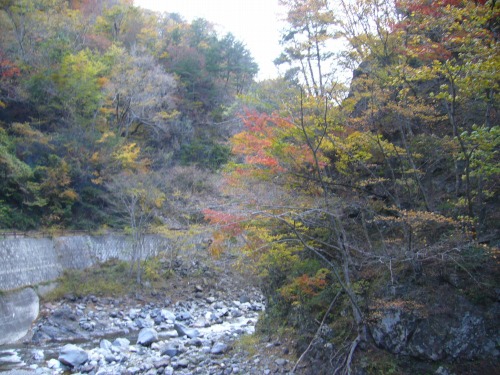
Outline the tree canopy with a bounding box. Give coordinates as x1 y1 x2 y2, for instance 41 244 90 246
0 1 498 372
208 0 499 373
0 0 258 229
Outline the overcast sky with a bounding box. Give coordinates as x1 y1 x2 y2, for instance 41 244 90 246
134 0 285 80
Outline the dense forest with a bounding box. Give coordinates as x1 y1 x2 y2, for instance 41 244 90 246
1 0 499 374
0 0 257 230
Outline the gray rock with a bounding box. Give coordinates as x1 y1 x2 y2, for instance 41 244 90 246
32 307 90 344
125 366 140 375
210 342 229 354
231 308 243 318
137 328 159 346
205 311 216 322
100 339 112 350
113 337 130 348
80 321 95 331
216 307 229 317
135 317 154 329
0 288 39 345
206 296 216 304
47 358 62 369
174 323 200 338
30 330 51 343
31 349 44 361
80 363 95 373
214 302 225 309
275 358 287 366
161 345 179 357
175 358 189 368
153 357 170 368
141 362 153 371
58 344 88 367
250 303 264 311
128 308 140 320
177 311 192 321
371 309 415 354
161 309 177 322
187 338 203 347
104 352 117 363
370 305 499 362
444 312 485 359
239 295 251 304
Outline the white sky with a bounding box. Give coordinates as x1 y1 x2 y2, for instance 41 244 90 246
134 0 285 80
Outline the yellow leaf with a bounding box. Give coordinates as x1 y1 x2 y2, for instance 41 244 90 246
97 131 115 143
90 152 100 163
91 177 103 185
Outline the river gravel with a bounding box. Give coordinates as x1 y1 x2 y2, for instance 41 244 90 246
0 255 303 375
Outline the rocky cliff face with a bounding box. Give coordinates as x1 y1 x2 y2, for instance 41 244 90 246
370 301 499 361
361 265 500 373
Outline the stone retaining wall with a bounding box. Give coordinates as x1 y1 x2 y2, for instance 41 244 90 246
0 234 170 292
0 234 172 345
0 288 39 345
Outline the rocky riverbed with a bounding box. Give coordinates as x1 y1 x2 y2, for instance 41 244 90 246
0 255 302 375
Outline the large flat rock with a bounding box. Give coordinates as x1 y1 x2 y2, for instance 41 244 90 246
0 288 39 345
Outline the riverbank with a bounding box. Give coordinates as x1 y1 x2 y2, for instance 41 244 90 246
0 248 305 375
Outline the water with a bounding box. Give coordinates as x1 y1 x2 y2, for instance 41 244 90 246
0 333 124 372
0 314 256 373
0 349 25 372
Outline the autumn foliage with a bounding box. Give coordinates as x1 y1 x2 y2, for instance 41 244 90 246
0 0 257 230
202 0 499 372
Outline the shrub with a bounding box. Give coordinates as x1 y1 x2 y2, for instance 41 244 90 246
180 139 231 171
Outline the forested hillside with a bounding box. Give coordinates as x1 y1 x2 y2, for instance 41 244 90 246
1 0 499 374
204 0 499 373
0 0 257 230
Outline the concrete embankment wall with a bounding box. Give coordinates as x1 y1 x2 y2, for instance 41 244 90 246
0 234 170 345
0 288 39 345
0 234 170 291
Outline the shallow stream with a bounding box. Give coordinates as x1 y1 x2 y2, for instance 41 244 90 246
0 299 260 374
